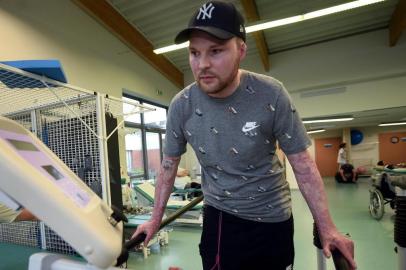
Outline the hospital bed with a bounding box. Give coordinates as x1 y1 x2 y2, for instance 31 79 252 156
134 182 203 224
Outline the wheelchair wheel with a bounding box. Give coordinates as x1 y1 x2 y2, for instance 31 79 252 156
369 189 384 220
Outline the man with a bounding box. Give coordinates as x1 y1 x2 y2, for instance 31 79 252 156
336 163 357 183
0 203 36 223
132 1 356 269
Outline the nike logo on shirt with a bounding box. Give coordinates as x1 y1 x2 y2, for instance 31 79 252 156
242 122 260 132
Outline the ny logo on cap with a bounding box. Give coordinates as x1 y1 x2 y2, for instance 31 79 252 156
197 3 215 20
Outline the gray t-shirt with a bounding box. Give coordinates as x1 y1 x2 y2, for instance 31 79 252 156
164 70 311 222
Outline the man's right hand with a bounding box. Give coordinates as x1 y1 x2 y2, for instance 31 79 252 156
131 219 161 246
131 156 180 246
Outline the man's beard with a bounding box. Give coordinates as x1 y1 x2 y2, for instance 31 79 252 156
197 74 228 94
196 59 240 95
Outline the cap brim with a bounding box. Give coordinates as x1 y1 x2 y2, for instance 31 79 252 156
174 26 235 44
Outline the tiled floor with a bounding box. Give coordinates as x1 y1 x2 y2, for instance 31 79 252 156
0 177 397 270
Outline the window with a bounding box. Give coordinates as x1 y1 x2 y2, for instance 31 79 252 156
123 95 167 181
144 104 167 129
146 132 161 180
124 128 144 179
123 97 141 124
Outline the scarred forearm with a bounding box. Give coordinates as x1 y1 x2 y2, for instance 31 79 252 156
150 156 181 224
287 150 337 237
287 150 357 269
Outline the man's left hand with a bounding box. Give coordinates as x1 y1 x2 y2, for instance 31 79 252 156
322 229 357 269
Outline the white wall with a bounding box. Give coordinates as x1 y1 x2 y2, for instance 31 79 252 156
0 0 182 178
242 29 406 118
0 0 180 101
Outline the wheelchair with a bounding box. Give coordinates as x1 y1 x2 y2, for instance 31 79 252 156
369 172 396 220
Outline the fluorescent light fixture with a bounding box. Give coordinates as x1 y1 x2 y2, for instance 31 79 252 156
245 15 302 33
154 0 386 54
153 42 189 54
302 0 385 20
307 129 326 134
302 117 354 124
246 0 386 32
378 122 406 127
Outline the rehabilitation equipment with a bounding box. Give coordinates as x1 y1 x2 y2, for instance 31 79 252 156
0 116 125 269
134 182 203 224
116 194 204 266
390 174 406 270
0 115 205 269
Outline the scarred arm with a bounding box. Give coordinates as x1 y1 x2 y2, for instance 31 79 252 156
131 155 180 245
287 149 357 269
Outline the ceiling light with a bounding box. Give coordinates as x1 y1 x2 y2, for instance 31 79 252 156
245 15 303 33
153 42 189 54
302 117 354 124
303 0 385 20
378 122 406 126
307 129 326 134
247 0 386 32
153 0 386 54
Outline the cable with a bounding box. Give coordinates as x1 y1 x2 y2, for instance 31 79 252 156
210 211 223 270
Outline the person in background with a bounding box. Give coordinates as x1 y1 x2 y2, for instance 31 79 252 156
336 163 357 183
337 142 347 170
131 1 356 269
0 203 36 223
176 167 190 177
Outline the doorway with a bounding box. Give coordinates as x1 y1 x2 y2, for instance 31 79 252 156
315 137 342 177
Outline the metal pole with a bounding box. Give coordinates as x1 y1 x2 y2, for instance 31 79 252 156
96 93 111 206
317 248 327 270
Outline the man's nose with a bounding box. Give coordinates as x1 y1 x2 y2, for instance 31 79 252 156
199 54 211 69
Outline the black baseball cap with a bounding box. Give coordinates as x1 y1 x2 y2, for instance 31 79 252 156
174 1 246 44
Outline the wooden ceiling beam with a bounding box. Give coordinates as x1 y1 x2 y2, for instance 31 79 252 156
389 0 406 47
72 0 184 89
240 0 270 71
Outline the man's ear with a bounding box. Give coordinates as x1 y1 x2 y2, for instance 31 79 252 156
239 41 247 60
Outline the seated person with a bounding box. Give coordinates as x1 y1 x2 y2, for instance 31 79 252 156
0 203 36 223
176 167 189 177
174 167 192 190
174 167 202 199
184 181 202 198
122 181 136 210
335 163 358 183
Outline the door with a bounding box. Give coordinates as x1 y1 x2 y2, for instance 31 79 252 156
315 137 342 177
379 132 406 165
